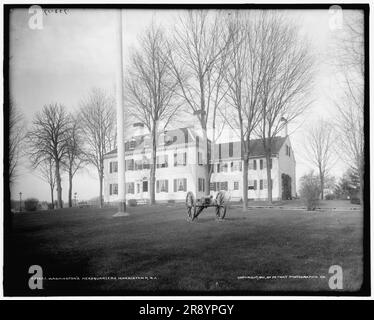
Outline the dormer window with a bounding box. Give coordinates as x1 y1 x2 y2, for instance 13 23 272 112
129 138 136 150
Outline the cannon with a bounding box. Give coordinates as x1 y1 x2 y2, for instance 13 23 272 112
185 191 227 221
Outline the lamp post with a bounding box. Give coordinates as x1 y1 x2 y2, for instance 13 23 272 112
74 192 77 207
19 192 22 213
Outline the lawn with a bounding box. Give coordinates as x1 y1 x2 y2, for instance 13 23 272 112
5 202 364 295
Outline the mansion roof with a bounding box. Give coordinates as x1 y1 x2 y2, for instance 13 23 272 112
104 127 288 160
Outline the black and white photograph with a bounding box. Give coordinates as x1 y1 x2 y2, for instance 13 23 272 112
2 3 370 298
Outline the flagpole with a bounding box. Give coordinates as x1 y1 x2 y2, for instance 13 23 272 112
114 9 128 216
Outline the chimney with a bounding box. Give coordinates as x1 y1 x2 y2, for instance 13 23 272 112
280 117 288 137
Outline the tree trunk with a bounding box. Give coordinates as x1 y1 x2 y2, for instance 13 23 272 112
149 128 157 205
265 152 272 203
50 185 54 209
242 157 249 212
68 170 73 208
55 160 63 208
319 169 324 200
99 172 103 208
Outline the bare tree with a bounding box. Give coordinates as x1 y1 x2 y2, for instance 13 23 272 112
224 11 265 211
332 11 364 203
168 10 232 195
303 120 335 200
256 11 314 203
36 157 56 208
80 88 116 208
9 100 25 185
63 114 86 207
126 24 181 205
28 104 71 208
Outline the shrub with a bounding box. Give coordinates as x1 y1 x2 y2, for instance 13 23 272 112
128 199 137 207
24 198 39 211
299 172 320 211
325 194 335 200
47 203 54 210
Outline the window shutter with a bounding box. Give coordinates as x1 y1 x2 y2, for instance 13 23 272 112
156 180 159 193
184 152 187 165
239 161 242 171
174 179 177 192
270 158 273 169
183 178 187 191
174 153 177 166
109 184 112 195
253 160 257 170
165 180 169 192
254 180 257 190
110 162 112 173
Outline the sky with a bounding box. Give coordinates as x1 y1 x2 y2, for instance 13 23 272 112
8 7 359 202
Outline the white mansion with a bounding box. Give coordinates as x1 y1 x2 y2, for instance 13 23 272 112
103 127 296 203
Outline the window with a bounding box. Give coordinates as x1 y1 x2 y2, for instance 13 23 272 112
174 152 187 166
156 179 168 193
269 158 273 169
286 145 291 156
143 180 148 192
137 184 140 193
253 160 257 170
229 142 233 157
248 180 255 190
135 160 143 171
221 163 228 172
234 181 239 190
125 159 134 171
248 160 254 170
156 155 168 168
260 159 263 170
109 183 118 195
126 182 134 194
198 152 203 166
232 161 242 172
216 163 220 173
129 139 136 150
260 180 263 190
219 181 228 191
142 157 150 169
210 182 216 191
109 161 118 173
254 180 257 190
174 178 187 192
198 178 205 192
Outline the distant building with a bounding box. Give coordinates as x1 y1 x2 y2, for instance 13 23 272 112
103 127 296 203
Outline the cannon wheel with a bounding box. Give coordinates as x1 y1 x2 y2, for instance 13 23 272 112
185 191 196 221
215 191 227 220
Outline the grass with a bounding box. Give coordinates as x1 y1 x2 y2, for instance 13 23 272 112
5 202 364 295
